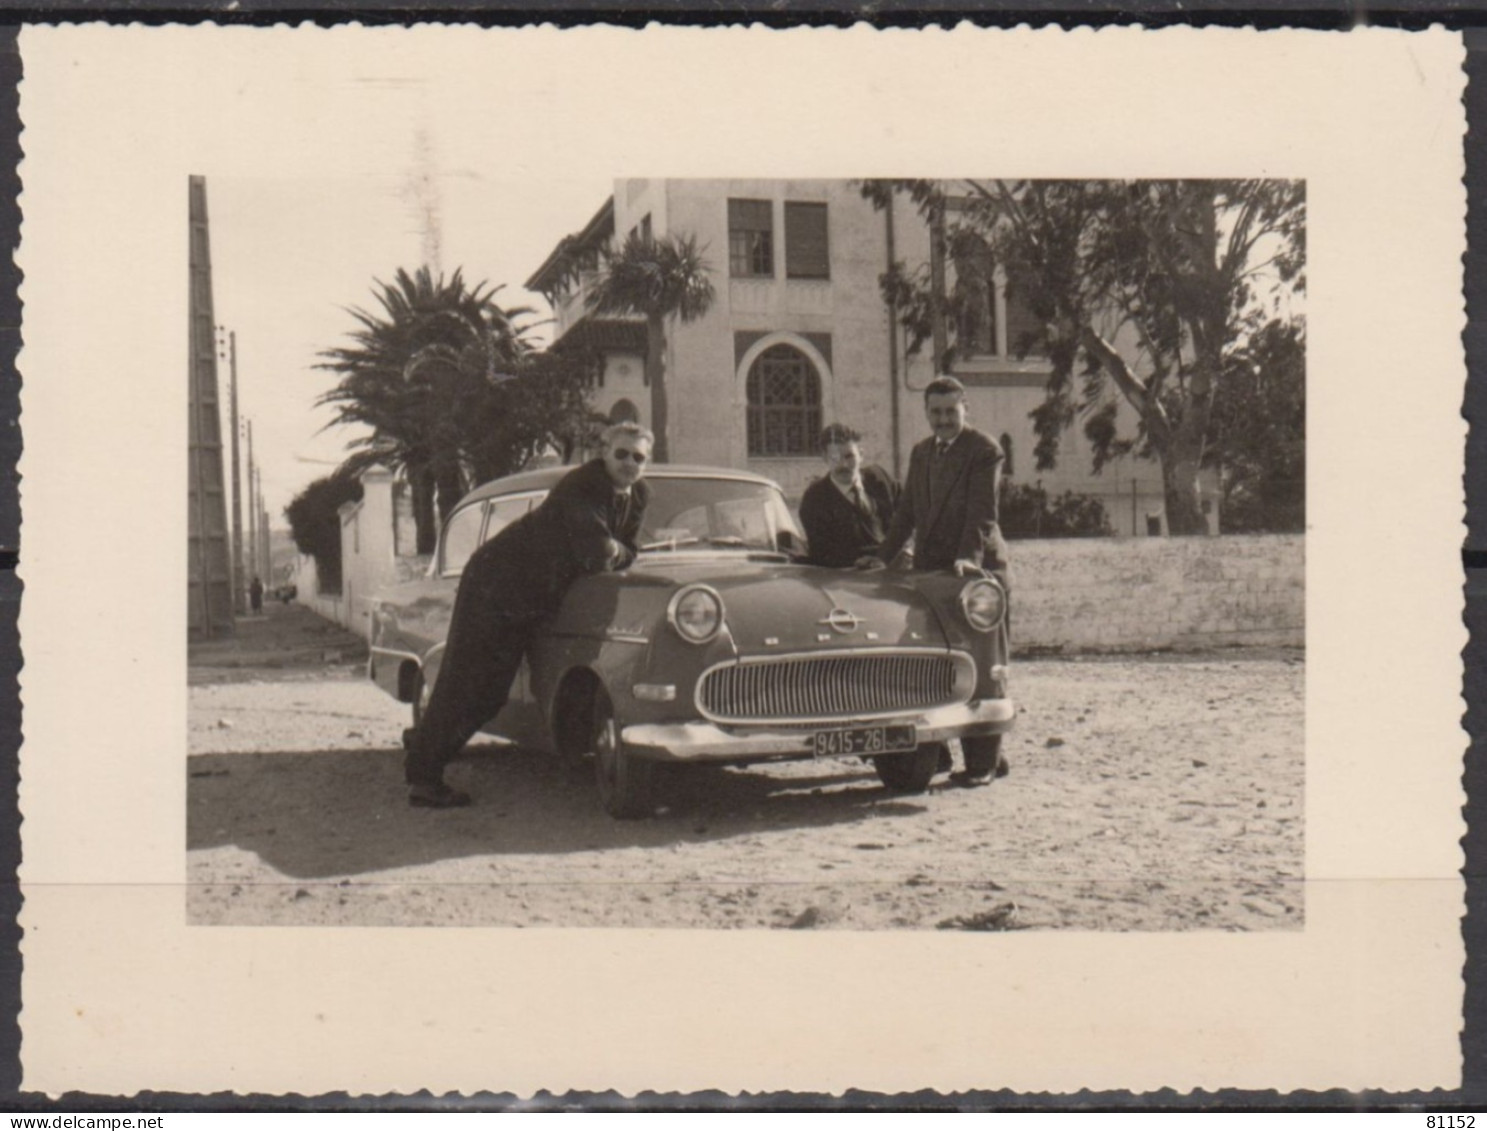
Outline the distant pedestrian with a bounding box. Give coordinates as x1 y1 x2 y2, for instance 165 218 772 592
798 423 899 568
249 576 264 615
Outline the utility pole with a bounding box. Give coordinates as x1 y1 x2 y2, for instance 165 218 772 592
258 466 270 583
246 419 258 589
223 328 245 613
215 328 235 608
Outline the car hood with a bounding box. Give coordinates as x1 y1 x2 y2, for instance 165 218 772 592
627 557 952 653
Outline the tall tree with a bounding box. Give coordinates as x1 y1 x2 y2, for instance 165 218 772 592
1207 316 1306 533
316 266 594 553
583 232 717 463
284 471 363 594
463 343 606 484
863 180 1305 534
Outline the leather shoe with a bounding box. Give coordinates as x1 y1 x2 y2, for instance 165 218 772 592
949 768 994 788
409 782 472 809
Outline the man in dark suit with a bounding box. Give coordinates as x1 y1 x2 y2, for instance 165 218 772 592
858 375 1010 787
798 423 899 568
401 422 653 808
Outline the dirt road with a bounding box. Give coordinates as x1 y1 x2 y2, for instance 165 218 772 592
187 604 1303 931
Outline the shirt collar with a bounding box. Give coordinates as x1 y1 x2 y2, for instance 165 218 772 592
831 474 865 498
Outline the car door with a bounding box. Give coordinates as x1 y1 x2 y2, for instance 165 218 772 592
368 497 489 703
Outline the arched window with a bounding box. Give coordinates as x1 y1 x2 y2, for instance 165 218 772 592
608 398 640 424
999 432 1015 478
746 344 821 457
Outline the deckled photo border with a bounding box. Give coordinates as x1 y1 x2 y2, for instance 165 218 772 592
10 23 1470 1099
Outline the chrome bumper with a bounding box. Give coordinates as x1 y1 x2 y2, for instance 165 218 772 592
620 699 1016 763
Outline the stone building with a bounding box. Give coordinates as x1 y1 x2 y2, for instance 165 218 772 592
526 179 1202 536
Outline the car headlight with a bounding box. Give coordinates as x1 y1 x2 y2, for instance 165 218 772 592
959 578 1006 632
667 585 725 644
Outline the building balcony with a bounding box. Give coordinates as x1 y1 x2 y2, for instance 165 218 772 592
552 311 648 358
552 272 600 338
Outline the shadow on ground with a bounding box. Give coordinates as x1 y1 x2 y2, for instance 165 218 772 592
187 742 931 879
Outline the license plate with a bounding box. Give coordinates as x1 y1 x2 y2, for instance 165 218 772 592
812 724 917 758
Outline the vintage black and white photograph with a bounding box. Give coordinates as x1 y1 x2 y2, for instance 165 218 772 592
186 172 1306 932
18 25 1464 1095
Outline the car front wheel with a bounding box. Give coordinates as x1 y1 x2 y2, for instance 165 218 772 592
592 689 658 819
872 742 944 793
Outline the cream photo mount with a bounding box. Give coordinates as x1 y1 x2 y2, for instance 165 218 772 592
14 23 1468 1097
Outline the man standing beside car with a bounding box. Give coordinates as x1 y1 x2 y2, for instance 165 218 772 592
857 375 1010 786
401 422 653 808
799 423 899 568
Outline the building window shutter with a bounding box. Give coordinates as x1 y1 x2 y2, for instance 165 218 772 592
728 198 774 277
1004 274 1046 359
784 202 829 279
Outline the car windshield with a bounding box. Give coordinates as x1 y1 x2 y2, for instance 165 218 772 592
639 476 803 554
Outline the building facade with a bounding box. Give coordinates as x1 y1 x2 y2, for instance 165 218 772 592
527 179 1195 536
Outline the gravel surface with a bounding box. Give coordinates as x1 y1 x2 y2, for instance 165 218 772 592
187 605 1304 931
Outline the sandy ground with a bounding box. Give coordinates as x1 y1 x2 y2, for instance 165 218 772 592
187 604 1304 931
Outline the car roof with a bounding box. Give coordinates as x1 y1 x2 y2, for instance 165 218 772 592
456 463 783 508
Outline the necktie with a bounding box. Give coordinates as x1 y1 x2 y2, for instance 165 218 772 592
849 483 870 516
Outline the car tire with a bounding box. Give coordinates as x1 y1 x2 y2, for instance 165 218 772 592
592 689 657 820
872 743 943 793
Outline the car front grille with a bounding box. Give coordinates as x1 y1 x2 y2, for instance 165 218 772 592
697 652 969 723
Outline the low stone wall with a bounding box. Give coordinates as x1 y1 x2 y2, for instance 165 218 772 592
301 591 348 633
302 535 1302 652
1008 534 1303 653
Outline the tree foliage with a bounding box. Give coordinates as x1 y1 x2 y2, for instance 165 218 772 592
463 342 607 481
862 179 1305 535
581 232 717 463
316 266 596 553
1207 317 1306 533
999 480 1114 539
284 471 363 594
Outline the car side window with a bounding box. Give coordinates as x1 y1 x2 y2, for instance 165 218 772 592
439 503 487 577
484 494 540 542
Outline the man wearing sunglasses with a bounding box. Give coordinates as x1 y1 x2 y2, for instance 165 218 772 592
402 422 654 808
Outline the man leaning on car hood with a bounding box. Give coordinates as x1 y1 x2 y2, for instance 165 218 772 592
401 422 654 808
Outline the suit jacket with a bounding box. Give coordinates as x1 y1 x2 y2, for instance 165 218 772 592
799 464 900 568
461 459 650 619
878 427 1008 574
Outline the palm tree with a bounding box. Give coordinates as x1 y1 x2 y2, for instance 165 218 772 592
316 266 534 553
585 232 716 463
